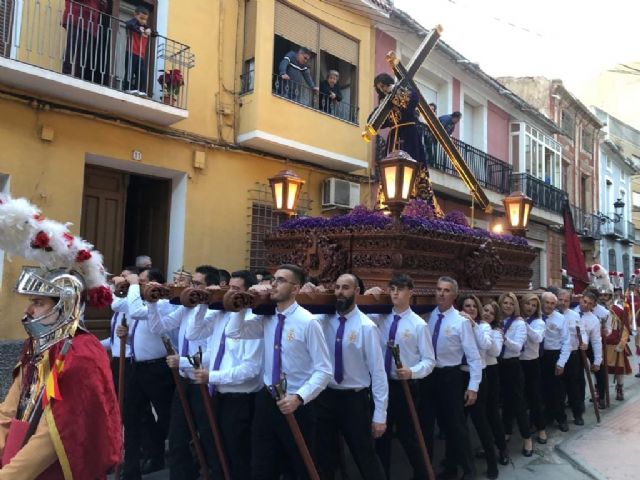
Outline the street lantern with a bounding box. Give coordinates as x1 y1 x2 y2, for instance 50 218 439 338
614 198 625 220
379 150 418 221
269 170 305 216
502 191 533 237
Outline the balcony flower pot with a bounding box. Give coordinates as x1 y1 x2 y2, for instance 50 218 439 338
162 95 176 106
158 69 184 106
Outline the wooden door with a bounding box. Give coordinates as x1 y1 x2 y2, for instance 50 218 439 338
81 166 127 336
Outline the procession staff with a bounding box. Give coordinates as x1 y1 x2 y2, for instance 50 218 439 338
226 264 332 480
519 294 547 444
539 292 571 432
497 292 534 457
605 304 633 401
368 273 436 480
458 295 499 479
147 265 221 479
421 277 481 480
188 270 264 480
315 274 388 480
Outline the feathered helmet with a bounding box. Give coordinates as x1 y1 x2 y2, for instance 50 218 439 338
0 195 112 354
589 264 613 295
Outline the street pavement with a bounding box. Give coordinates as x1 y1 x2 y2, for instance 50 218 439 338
125 348 640 480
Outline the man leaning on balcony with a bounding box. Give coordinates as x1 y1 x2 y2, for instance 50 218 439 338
278 47 319 105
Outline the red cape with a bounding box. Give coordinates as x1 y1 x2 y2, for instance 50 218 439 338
14 331 122 479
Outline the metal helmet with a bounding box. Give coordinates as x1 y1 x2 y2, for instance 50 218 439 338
15 266 86 355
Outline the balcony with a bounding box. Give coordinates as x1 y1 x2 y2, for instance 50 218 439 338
0 0 194 125
621 221 636 244
602 217 625 239
511 173 567 215
571 205 602 240
374 124 513 194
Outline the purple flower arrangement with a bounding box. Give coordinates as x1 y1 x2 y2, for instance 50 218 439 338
278 204 528 247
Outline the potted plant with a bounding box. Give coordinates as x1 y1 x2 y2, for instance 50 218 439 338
158 69 184 105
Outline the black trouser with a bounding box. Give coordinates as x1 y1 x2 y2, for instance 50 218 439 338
125 53 148 92
215 391 256 480
316 388 385 480
122 358 175 479
463 370 497 473
168 381 218 480
420 367 475 476
498 357 530 440
541 350 567 424
563 351 585 418
251 387 317 480
377 380 427 479
484 364 507 451
521 358 545 431
584 344 606 401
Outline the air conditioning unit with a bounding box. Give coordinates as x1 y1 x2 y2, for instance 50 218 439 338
322 178 360 210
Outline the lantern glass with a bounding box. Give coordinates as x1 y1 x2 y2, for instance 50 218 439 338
522 203 531 227
287 182 299 211
383 165 398 200
401 166 413 200
507 201 521 228
272 181 284 210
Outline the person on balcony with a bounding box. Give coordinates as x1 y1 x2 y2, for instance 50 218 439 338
277 47 319 105
319 70 342 117
439 111 462 137
62 0 109 83
124 6 153 95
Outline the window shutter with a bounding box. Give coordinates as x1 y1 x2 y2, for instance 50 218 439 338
243 0 257 60
0 0 14 56
274 2 318 52
319 25 358 66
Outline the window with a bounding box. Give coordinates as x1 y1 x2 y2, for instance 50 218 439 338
272 1 359 123
241 0 257 94
605 153 612 170
561 110 575 139
632 191 640 209
581 127 593 153
511 122 562 187
608 248 617 274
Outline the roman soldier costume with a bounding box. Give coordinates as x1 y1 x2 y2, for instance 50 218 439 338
606 304 632 401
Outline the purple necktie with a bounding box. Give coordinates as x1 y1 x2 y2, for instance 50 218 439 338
500 315 515 358
384 315 401 375
130 319 140 360
110 312 120 346
334 316 347 383
431 313 444 360
271 313 286 386
209 330 226 396
180 335 190 357
539 315 547 357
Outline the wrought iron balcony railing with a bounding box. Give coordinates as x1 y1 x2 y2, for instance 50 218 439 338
511 173 567 215
602 216 625 238
571 204 602 240
272 73 359 124
626 221 636 243
1 0 195 109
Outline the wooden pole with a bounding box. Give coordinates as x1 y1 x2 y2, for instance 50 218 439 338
114 316 128 480
576 326 600 423
600 319 610 408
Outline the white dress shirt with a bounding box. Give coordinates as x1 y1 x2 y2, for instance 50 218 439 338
226 302 332 404
428 306 482 392
101 296 132 357
520 316 545 360
317 307 389 424
147 303 207 379
542 310 571 367
570 307 603 366
485 329 503 366
501 316 527 359
186 305 263 394
593 303 612 336
125 284 176 361
472 321 494 369
370 308 435 380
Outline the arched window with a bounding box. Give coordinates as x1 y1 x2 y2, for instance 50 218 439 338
608 249 617 274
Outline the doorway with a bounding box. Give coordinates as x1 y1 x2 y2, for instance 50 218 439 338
80 164 171 335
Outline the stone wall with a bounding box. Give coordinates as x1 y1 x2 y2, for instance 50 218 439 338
0 341 23 398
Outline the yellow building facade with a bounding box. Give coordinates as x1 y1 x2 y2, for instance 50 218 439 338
0 0 388 339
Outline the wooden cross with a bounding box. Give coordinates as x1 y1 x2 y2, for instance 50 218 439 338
363 26 493 213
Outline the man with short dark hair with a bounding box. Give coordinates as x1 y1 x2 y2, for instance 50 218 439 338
438 111 462 136
315 273 388 480
421 276 480 479
218 269 231 287
227 263 332 479
278 47 319 103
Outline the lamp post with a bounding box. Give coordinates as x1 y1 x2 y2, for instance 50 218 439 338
502 191 533 237
379 150 418 222
269 170 305 216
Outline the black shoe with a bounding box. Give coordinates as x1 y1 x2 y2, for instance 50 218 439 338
486 468 499 480
498 449 510 465
522 447 533 457
598 399 607 409
141 457 165 475
574 417 584 426
536 435 548 445
475 448 487 459
558 422 569 432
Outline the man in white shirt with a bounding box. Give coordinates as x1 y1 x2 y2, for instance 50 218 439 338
315 273 387 480
420 276 481 480
368 273 435 480
189 270 263 480
226 264 332 479
539 292 571 432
